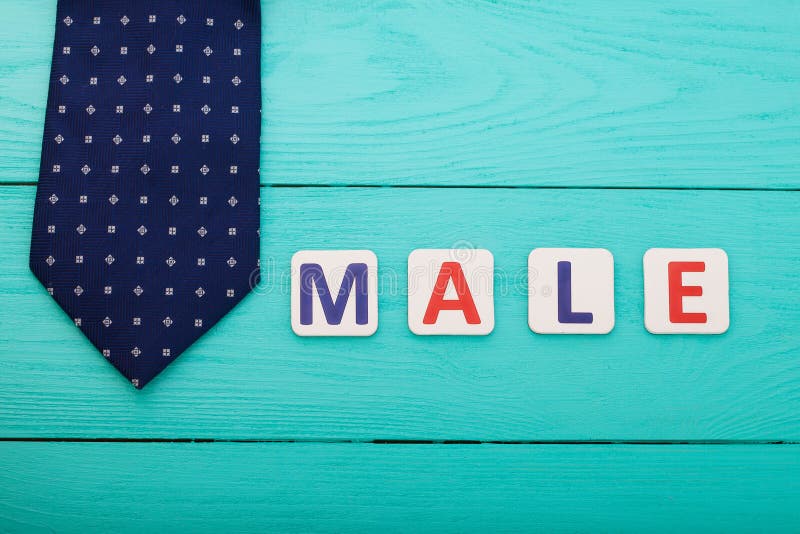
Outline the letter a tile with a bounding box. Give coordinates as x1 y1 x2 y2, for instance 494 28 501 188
408 249 494 335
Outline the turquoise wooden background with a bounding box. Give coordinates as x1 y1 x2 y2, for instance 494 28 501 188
1 0 799 531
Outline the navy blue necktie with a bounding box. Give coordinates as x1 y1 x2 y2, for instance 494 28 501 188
29 1 261 388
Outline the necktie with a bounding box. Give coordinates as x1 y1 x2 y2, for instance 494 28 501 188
29 1 261 389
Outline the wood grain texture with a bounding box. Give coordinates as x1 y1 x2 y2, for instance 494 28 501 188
0 442 798 532
1 0 798 187
2 1 798 529
2 186 799 439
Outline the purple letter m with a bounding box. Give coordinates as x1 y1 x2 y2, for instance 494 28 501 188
299 263 370 325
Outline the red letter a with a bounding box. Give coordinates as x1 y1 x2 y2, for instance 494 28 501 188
423 262 481 324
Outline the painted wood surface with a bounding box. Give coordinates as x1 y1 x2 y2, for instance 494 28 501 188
1 0 798 187
2 1 799 530
2 186 799 439
1 443 799 532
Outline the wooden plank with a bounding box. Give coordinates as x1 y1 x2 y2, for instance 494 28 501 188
1 1 798 187
1 186 799 439
0 442 798 531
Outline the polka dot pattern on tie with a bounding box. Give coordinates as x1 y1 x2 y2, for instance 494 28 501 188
30 1 262 389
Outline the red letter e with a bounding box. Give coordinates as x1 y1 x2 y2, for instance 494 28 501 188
668 261 707 324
